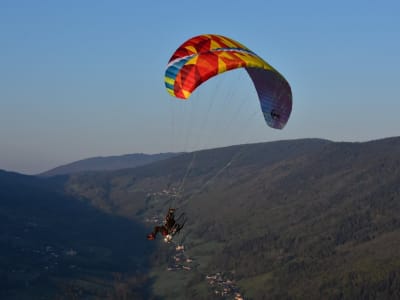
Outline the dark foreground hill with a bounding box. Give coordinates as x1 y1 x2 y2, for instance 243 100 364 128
40 152 178 176
65 137 400 299
0 170 154 300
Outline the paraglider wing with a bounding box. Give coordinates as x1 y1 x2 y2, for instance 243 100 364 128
164 34 292 129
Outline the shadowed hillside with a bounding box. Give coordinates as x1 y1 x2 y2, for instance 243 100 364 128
65 137 400 299
0 170 155 300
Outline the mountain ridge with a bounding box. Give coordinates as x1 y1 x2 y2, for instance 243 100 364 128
39 152 180 177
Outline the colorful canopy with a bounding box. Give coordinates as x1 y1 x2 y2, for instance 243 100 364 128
165 34 292 129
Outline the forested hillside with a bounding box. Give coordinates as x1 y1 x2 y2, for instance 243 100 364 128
65 137 400 299
2 138 399 299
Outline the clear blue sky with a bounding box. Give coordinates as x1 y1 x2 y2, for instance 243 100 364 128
1 0 399 174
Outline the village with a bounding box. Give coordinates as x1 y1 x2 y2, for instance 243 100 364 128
167 243 245 299
166 244 193 272
205 272 244 300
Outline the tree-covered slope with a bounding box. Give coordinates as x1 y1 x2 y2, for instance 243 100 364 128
64 137 400 299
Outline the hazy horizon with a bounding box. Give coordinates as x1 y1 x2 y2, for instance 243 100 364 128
2 135 399 176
